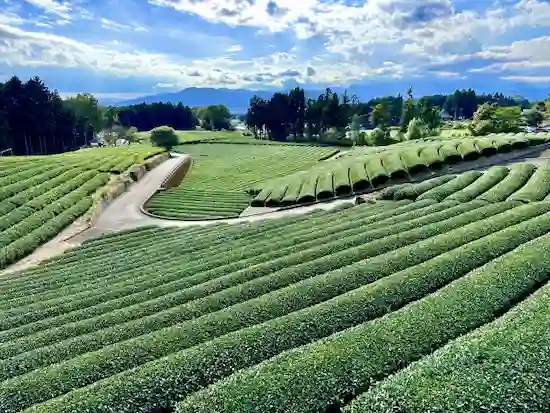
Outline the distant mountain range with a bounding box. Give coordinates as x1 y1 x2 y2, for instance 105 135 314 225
108 77 549 114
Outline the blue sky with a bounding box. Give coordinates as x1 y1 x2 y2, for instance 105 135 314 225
0 0 550 99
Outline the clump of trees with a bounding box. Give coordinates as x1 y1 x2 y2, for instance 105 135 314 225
0 77 100 156
245 85 548 145
469 103 524 136
194 105 233 130
116 102 196 131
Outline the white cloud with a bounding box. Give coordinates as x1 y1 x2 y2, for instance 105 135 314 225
501 75 550 83
226 44 243 52
99 17 148 32
4 0 550 90
23 0 73 20
150 0 318 32
472 36 550 74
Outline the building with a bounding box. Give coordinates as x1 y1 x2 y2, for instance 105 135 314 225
440 110 453 121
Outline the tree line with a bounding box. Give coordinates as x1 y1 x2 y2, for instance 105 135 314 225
0 76 97 156
244 87 537 142
0 75 235 156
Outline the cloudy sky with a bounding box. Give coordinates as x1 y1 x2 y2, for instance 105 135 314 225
1 0 550 99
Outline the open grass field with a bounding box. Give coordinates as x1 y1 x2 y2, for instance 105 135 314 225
5 193 550 413
144 143 337 219
0 145 164 270
251 133 550 207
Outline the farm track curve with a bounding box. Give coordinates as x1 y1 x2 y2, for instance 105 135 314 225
4 142 550 274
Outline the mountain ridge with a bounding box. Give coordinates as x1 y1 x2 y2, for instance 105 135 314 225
110 78 548 114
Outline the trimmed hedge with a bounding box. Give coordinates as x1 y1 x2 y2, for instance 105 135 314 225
365 157 388 187
12 200 530 413
296 175 319 204
417 171 483 202
388 176 455 201
349 163 370 192
400 149 427 174
478 163 536 203
508 164 550 202
281 178 304 206
438 143 461 164
0 201 493 373
316 172 334 200
0 202 425 338
474 138 497 156
381 152 408 179
457 139 479 161
446 166 509 202
334 167 352 196
345 280 550 413
176 209 550 413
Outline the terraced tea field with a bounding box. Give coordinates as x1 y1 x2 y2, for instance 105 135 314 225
379 163 550 203
5 192 550 413
0 146 164 270
251 133 550 207
144 143 337 219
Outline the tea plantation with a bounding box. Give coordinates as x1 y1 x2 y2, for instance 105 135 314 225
251 132 550 206
0 146 164 270
144 142 337 219
2 188 550 412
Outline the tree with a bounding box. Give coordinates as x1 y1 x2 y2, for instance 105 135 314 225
196 105 232 130
524 108 544 127
369 103 391 129
494 106 523 132
64 93 103 136
150 126 179 149
0 75 91 155
406 117 428 140
349 114 361 143
245 96 269 139
117 102 196 131
469 103 524 136
367 128 395 146
400 87 417 132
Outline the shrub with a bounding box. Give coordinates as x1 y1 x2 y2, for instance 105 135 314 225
149 126 179 150
478 163 536 203
367 128 394 146
417 171 483 202
406 118 427 141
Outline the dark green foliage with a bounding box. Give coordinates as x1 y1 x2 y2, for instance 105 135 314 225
391 175 456 201
149 126 179 149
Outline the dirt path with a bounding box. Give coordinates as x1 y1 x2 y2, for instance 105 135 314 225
4 143 550 274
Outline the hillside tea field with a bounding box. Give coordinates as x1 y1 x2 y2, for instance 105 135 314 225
144 143 338 219
251 133 550 207
4 193 550 412
379 163 550 203
0 146 164 270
